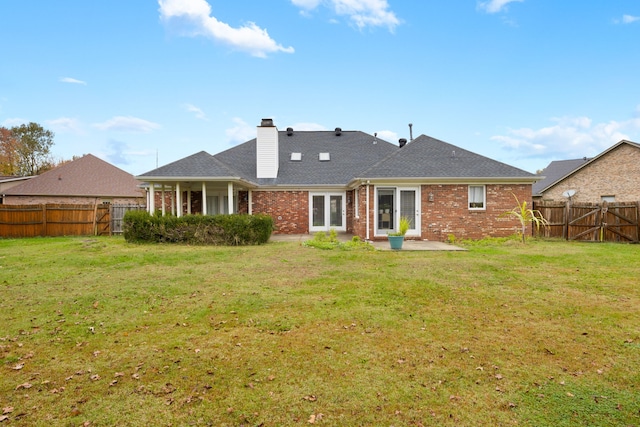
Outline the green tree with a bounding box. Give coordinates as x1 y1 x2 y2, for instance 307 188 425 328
501 194 549 243
2 122 55 176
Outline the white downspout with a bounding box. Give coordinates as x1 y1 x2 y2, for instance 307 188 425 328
366 182 370 241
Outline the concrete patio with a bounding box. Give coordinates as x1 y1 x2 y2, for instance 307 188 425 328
269 234 466 251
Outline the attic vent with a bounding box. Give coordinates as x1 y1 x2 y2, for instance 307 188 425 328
335 127 342 136
290 152 302 161
286 127 293 136
319 152 330 161
399 138 407 148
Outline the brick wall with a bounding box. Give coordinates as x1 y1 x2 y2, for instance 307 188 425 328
420 184 531 241
542 143 640 202
252 190 309 234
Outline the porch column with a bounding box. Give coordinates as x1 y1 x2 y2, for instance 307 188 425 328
187 189 192 215
170 185 175 216
161 185 166 216
248 190 253 215
201 182 207 215
176 182 182 217
227 182 234 214
149 182 155 215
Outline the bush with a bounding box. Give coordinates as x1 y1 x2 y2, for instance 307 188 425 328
123 211 274 245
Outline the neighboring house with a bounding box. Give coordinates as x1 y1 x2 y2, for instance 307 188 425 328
2 154 146 205
0 176 35 204
137 119 539 241
533 140 640 203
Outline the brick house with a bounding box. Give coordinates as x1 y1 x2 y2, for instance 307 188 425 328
2 154 145 205
533 140 640 203
137 119 539 241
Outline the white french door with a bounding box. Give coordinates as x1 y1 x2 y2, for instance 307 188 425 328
376 187 420 236
309 192 346 232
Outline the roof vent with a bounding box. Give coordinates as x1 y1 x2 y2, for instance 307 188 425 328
286 127 293 136
399 138 407 148
335 127 342 136
319 152 330 161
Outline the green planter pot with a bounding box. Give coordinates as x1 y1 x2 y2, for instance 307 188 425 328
388 235 404 250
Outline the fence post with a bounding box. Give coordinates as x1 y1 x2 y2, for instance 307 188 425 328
41 204 47 237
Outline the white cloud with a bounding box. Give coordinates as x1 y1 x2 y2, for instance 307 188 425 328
225 117 256 145
291 0 400 31
478 0 523 14
60 77 87 85
182 103 208 121
94 116 161 133
491 111 640 160
46 117 83 134
622 14 640 24
158 0 294 58
1 118 27 127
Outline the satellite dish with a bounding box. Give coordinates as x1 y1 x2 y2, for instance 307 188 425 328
562 189 576 198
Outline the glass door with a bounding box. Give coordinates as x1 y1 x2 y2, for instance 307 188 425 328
376 187 420 236
310 192 346 232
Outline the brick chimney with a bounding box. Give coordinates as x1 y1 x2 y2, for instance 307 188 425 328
256 118 279 179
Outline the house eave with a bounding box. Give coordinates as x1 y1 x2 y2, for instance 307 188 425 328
348 176 540 187
136 176 258 189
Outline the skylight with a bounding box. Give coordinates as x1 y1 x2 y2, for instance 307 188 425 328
319 152 330 161
290 152 302 161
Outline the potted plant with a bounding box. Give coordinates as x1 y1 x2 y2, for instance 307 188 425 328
388 216 410 250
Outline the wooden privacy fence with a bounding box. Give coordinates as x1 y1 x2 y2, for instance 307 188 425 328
533 201 639 243
0 204 146 238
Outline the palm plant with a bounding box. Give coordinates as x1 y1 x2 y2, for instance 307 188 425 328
502 194 549 243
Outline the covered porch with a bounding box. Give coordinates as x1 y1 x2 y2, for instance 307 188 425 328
143 179 254 217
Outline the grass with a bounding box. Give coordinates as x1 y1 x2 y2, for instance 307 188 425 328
0 236 639 426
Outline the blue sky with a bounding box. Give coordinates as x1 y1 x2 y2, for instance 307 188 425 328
1 0 639 175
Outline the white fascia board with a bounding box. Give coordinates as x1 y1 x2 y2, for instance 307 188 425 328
349 176 541 186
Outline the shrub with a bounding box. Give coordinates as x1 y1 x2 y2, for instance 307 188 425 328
123 211 274 245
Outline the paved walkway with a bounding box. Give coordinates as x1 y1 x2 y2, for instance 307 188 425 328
269 234 466 251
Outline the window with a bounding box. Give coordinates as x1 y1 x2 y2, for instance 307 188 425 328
468 185 485 210
601 195 615 203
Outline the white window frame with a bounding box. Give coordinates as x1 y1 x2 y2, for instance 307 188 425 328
468 185 486 210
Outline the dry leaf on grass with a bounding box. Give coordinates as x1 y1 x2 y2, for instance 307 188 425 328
15 382 31 390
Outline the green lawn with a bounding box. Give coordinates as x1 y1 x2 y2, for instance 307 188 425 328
0 236 638 426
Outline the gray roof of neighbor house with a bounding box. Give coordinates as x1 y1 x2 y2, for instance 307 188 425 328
532 140 640 196
361 135 537 180
532 158 590 195
137 129 539 187
3 154 144 197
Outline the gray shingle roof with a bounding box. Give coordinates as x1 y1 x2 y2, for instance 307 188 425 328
214 130 398 186
4 154 144 197
138 151 241 178
362 135 536 179
137 130 538 186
